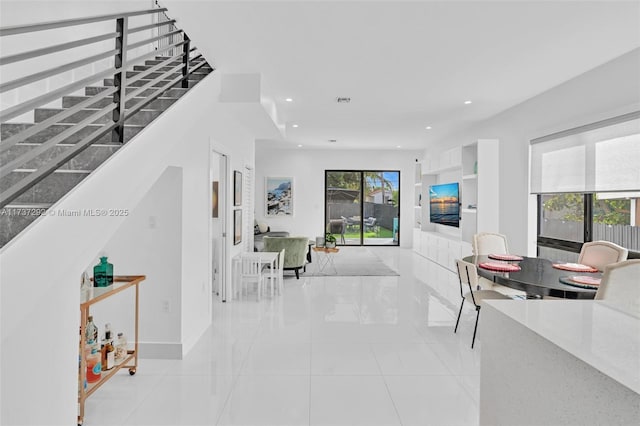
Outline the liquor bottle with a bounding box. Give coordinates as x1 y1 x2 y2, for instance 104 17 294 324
102 323 115 370
115 332 127 362
80 270 92 301
93 256 114 287
85 316 98 348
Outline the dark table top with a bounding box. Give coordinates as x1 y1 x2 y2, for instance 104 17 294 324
463 255 600 299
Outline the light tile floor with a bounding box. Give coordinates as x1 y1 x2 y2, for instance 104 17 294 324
84 247 483 425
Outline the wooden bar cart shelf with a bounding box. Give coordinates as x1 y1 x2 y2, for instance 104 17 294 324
78 275 146 425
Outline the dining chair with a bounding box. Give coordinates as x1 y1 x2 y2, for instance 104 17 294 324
454 259 510 348
471 232 525 296
327 219 346 244
472 232 509 256
578 241 628 271
595 259 640 316
263 249 285 296
240 255 262 301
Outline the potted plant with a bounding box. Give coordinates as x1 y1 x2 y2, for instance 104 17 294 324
325 232 337 248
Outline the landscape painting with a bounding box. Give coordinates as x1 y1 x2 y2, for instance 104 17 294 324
212 181 219 218
266 177 293 216
234 171 242 206
234 209 242 245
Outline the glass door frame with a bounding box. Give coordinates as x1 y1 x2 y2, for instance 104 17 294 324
324 169 401 247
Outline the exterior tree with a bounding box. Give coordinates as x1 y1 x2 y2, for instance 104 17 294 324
543 193 630 225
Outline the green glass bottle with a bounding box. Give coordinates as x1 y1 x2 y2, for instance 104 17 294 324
93 256 114 287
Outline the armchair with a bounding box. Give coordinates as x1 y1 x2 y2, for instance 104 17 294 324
363 217 377 232
263 236 309 279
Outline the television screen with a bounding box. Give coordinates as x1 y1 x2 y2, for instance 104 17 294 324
429 182 460 227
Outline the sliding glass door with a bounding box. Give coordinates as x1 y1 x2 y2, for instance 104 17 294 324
325 170 400 246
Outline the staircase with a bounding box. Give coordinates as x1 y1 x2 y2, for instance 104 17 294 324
0 8 214 247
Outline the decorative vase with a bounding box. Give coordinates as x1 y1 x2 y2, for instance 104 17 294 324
93 256 114 287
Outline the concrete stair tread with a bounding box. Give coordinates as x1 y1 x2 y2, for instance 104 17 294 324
1 122 143 144
2 144 121 171
85 86 189 97
62 95 179 110
34 107 163 126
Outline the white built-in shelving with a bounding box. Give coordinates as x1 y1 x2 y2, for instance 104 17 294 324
460 139 499 243
413 140 499 271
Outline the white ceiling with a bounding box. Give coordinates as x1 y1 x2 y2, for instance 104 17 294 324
163 0 640 150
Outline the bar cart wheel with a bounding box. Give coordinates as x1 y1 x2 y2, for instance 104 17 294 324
129 367 136 375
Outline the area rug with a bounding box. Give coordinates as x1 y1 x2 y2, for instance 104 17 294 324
305 247 400 277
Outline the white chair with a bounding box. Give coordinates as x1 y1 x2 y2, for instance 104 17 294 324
578 241 628 271
472 232 509 256
595 259 640 316
471 232 524 297
240 255 262 301
263 249 285 297
454 259 510 348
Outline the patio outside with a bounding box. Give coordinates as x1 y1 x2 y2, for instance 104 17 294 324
326 171 400 246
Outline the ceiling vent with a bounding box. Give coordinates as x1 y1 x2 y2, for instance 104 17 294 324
328 139 337 143
336 97 351 103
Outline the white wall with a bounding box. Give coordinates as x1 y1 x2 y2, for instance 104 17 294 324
254 147 422 248
89 166 184 359
424 48 640 255
0 70 256 425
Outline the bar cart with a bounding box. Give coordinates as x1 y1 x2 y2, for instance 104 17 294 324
78 275 146 425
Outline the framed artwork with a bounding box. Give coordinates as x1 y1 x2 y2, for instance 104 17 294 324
234 209 242 245
234 171 242 206
265 176 293 217
211 181 219 218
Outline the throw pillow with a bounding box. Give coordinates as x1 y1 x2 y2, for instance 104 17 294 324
258 222 269 233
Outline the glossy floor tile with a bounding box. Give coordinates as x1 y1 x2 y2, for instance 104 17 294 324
83 247 481 425
310 376 401 425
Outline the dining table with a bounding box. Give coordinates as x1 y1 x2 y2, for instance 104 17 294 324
463 255 601 299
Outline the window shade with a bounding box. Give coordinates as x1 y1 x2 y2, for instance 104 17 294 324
530 112 640 194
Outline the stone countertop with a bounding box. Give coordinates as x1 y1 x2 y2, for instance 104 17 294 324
484 299 640 394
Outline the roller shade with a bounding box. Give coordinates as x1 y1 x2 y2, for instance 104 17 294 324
530 112 640 194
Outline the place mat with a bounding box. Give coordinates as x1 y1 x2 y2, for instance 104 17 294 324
559 275 601 290
479 262 522 272
488 254 524 261
552 263 598 273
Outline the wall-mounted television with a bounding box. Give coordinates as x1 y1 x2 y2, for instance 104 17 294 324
429 182 460 227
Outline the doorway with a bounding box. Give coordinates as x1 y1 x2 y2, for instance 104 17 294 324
325 170 400 246
211 150 228 301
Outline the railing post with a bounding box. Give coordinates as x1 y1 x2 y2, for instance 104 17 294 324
112 17 128 143
181 33 190 88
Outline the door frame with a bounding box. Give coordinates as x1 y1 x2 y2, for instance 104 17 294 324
324 170 401 247
210 148 229 303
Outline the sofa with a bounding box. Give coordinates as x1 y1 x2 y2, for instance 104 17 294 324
253 221 289 251
262 236 309 279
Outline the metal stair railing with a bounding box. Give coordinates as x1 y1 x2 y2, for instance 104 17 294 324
0 7 212 208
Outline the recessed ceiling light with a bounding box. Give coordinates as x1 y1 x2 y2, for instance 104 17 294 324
464 100 472 105
297 144 303 147
396 145 402 148
292 124 299 128
328 139 337 143
425 126 432 130
285 98 293 102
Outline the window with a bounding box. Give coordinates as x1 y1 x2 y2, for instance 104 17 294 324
325 170 400 246
532 112 640 257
